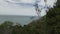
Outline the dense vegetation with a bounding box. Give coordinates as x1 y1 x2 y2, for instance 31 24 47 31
0 0 60 34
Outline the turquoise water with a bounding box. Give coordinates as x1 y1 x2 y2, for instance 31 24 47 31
0 15 37 26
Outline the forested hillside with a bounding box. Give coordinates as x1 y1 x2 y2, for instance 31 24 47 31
0 0 60 34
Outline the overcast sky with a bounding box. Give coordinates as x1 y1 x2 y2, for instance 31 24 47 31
0 0 57 16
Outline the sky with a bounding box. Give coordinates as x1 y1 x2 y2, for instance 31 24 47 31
0 0 57 16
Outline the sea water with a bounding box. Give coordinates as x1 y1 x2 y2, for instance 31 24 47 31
0 15 37 26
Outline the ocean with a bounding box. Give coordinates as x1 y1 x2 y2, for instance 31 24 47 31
0 15 38 26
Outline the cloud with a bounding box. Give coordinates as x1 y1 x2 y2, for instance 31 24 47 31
6 0 36 4
20 0 36 3
45 0 57 8
0 0 57 16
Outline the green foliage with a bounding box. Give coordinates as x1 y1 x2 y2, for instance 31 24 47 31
56 0 60 7
0 21 13 27
0 21 14 34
